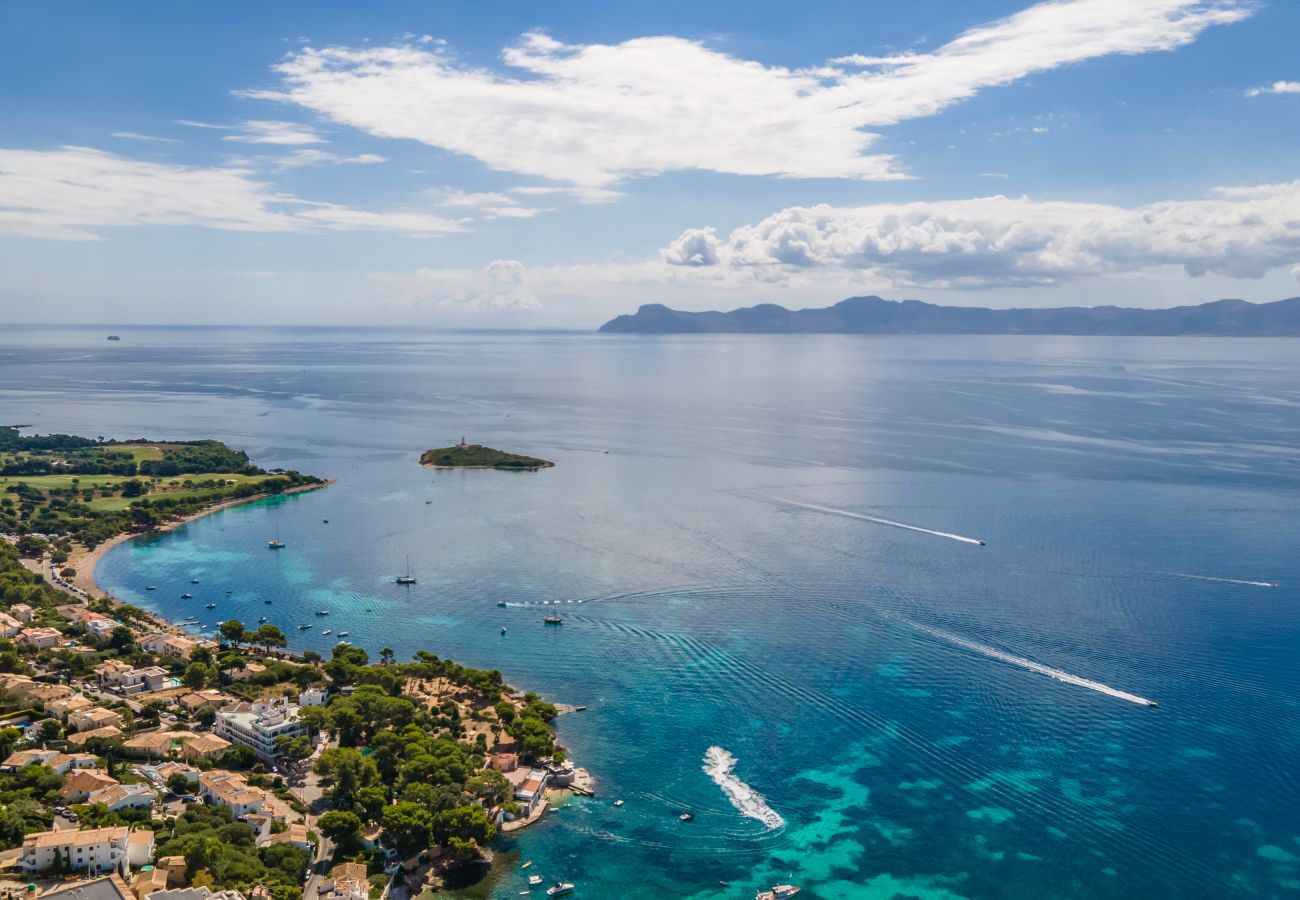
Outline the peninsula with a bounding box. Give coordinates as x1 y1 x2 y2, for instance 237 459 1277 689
420 439 554 470
0 426 579 898
598 294 1300 336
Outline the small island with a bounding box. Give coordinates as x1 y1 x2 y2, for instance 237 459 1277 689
420 437 554 471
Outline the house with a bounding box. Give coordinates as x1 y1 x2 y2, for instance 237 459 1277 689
227 662 267 682
180 733 230 761
69 707 125 733
10 603 34 622
319 862 368 900
155 856 188 890
140 760 200 788
52 752 101 774
91 784 156 813
198 771 266 818
176 690 232 714
137 634 202 660
121 668 171 696
94 660 135 686
67 725 125 748
40 874 135 900
60 769 120 803
213 699 305 761
19 627 63 648
244 814 273 844
298 687 328 707
28 682 76 706
259 822 311 852
132 865 170 900
0 611 21 637
3 748 60 771
19 826 151 874
510 767 550 817
46 693 95 720
145 889 246 900
489 751 518 772
122 732 180 759
78 613 120 638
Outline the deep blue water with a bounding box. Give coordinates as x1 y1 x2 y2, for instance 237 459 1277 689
3 326 1299 899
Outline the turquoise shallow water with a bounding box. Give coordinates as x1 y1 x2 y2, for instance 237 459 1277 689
3 327 1299 898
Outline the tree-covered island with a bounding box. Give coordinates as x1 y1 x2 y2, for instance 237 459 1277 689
419 439 553 471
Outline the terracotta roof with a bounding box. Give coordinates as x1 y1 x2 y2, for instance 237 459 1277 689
25 825 129 849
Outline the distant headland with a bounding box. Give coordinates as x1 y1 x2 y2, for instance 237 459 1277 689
597 295 1300 336
420 438 554 470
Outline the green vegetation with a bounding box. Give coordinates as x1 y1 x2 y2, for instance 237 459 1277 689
155 803 310 900
419 444 553 470
0 426 323 547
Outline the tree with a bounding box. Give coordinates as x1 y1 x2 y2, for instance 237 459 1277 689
183 662 210 690
380 801 432 858
379 647 394 665
218 745 258 770
195 705 218 727
108 626 135 652
166 772 193 795
253 624 286 653
317 810 363 853
431 804 495 855
218 620 247 647
119 480 147 498
313 747 378 809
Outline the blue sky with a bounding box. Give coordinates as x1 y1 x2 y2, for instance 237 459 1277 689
2 0 1298 326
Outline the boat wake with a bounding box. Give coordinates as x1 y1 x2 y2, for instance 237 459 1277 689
1170 573 1279 588
755 494 985 546
899 617 1159 707
703 746 784 829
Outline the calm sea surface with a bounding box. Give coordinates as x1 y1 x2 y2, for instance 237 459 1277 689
3 327 1298 899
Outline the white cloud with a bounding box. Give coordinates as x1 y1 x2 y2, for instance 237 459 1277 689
1245 80 1300 97
223 119 326 145
660 181 1300 288
272 149 387 169
243 0 1249 191
426 188 546 220
110 132 179 143
0 146 460 240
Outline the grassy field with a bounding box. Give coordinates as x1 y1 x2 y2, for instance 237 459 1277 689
3 471 285 511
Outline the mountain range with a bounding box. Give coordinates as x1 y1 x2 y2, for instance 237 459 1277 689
597 296 1300 336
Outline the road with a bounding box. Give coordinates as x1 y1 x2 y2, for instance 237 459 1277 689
295 736 333 900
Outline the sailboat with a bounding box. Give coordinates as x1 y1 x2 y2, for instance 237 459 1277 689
268 511 285 550
396 555 417 585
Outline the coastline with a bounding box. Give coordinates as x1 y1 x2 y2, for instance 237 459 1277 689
73 479 333 599
420 461 554 471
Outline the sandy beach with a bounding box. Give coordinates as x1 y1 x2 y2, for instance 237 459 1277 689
69 479 333 598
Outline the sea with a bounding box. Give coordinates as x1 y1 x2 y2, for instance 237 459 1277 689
3 326 1298 899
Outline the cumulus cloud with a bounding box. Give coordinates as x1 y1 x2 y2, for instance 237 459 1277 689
242 0 1249 191
0 146 459 240
661 181 1300 288
1245 80 1300 97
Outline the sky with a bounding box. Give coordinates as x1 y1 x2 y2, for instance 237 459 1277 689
2 0 1299 327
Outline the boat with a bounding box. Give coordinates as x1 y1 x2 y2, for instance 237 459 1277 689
528 875 543 886
613 800 623 807
146 586 156 591
106 335 120 341
497 601 508 607
545 885 574 897
321 629 332 635
264 599 272 604
337 631 348 637
315 610 329 616
521 862 532 869
205 603 216 609
396 555 417 585
500 627 507 634
180 593 192 599
298 624 312 630
268 539 285 550
322 519 329 523
258 617 268 623
190 579 199 584
543 616 563 625
679 812 694 822
756 886 801 900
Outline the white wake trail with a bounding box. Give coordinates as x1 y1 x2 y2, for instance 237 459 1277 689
758 494 985 546
1170 573 1279 588
703 746 784 829
900 618 1158 707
